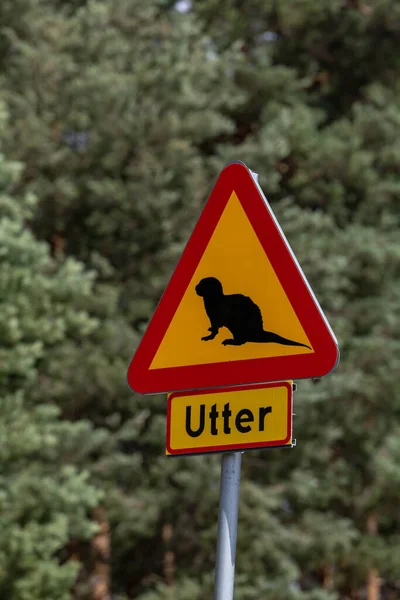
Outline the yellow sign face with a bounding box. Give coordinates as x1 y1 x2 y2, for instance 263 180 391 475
166 382 293 456
151 192 312 371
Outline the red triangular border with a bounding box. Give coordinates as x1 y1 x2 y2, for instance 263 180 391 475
128 162 339 394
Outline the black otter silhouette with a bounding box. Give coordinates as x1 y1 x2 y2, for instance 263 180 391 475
195 277 311 349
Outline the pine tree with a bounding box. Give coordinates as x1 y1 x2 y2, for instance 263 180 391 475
186 2 400 598
1 1 400 599
0 2 247 598
0 0 244 323
0 105 108 600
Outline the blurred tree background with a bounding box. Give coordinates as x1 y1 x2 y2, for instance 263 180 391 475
0 0 399 599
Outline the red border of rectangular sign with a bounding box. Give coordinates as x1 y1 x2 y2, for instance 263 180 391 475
128 162 339 394
166 382 293 455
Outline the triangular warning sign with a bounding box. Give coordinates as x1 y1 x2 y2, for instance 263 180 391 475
128 162 339 394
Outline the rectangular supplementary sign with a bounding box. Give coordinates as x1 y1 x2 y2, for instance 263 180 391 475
166 382 293 456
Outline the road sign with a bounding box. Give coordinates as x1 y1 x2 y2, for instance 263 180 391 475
166 382 293 456
128 161 339 394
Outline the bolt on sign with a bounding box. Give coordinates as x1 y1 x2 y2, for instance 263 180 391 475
166 382 293 456
127 161 339 395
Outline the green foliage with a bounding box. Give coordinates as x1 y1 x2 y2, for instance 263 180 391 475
0 0 399 599
0 115 104 598
0 0 245 324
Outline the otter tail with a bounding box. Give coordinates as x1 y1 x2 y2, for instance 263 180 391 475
257 330 312 350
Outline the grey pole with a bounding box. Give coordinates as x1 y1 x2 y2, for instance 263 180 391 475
214 451 242 600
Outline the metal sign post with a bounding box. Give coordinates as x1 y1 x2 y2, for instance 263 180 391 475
214 452 242 600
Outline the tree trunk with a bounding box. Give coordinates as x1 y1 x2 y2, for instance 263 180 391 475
162 523 175 586
322 564 333 590
91 506 111 600
367 514 380 600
